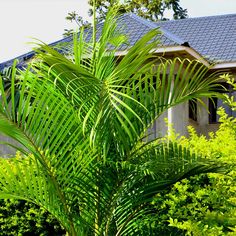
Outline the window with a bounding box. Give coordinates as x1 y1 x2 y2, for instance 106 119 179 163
189 99 198 121
209 83 236 123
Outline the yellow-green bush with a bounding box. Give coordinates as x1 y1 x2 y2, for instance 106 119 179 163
0 199 65 236
151 108 236 235
0 153 65 236
0 109 235 235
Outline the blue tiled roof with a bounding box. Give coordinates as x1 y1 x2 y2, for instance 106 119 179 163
51 13 185 52
126 14 187 46
0 36 73 71
1 13 235 70
156 14 236 63
0 51 35 71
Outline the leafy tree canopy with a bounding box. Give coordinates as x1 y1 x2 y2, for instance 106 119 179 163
88 0 188 21
64 11 92 37
64 0 187 37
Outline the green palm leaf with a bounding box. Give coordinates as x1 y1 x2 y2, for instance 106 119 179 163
0 6 227 236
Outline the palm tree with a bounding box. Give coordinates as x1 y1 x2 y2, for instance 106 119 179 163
0 7 225 236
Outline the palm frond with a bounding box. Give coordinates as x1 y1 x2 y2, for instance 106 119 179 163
0 6 228 236
103 141 225 235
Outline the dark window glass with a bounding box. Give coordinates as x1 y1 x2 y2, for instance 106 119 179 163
189 99 197 121
209 83 236 123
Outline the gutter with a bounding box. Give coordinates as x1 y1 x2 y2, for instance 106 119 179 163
211 62 236 69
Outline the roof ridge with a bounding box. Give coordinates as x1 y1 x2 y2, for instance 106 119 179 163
128 13 157 29
127 13 188 46
159 27 187 45
157 13 236 23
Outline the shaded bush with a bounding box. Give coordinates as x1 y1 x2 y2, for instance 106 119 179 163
0 198 65 236
0 152 65 236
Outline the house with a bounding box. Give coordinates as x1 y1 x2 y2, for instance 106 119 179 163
0 13 236 153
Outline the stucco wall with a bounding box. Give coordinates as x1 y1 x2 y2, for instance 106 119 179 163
0 135 19 157
147 111 168 139
147 101 189 140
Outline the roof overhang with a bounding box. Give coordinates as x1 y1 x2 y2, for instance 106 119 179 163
211 62 236 69
115 45 210 67
155 46 210 67
115 46 236 70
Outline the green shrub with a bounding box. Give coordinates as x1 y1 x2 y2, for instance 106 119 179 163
150 108 236 235
0 153 65 236
0 199 65 236
0 109 235 235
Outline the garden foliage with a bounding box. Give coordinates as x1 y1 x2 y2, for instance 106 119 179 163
0 198 65 236
151 109 236 235
0 7 227 236
0 152 65 236
0 109 235 235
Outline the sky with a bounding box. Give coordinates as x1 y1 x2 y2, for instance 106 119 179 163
0 0 236 63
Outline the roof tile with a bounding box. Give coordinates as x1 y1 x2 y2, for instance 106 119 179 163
1 13 236 69
156 13 236 62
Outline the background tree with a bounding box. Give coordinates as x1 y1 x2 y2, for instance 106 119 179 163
88 0 188 21
63 11 91 37
64 0 187 36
